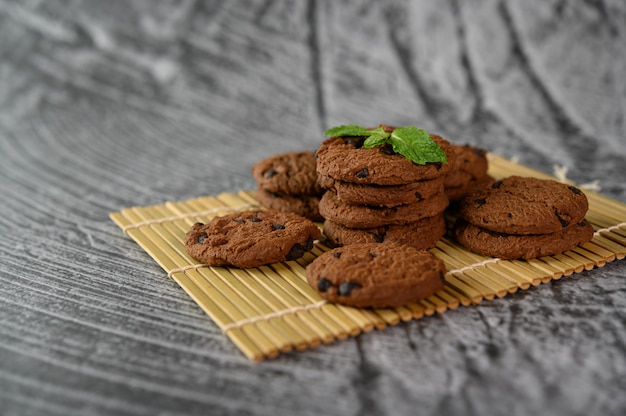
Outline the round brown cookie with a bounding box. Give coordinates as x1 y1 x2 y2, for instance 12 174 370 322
255 188 324 222
444 144 489 188
445 175 495 204
252 151 322 196
458 176 589 235
318 174 445 207
315 129 457 185
453 218 594 260
306 242 446 308
184 210 321 268
318 190 449 229
323 214 446 250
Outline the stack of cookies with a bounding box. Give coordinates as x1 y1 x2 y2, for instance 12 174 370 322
444 144 494 204
316 126 457 250
453 176 594 260
251 151 324 222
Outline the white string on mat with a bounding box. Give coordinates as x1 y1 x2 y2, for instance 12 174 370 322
220 301 328 333
445 257 501 275
552 164 601 192
168 263 209 277
594 222 626 236
122 202 260 233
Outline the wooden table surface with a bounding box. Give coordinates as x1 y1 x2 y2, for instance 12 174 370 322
1 1 625 415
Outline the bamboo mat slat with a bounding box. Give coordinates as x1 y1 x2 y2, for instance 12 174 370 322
110 154 626 361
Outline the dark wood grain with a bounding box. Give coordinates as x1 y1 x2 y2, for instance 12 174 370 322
1 1 625 415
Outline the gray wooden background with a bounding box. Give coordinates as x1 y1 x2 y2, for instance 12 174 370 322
1 1 625 415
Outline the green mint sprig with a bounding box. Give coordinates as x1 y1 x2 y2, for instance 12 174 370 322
323 124 447 165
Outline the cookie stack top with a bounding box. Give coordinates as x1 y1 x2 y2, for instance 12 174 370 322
316 125 457 185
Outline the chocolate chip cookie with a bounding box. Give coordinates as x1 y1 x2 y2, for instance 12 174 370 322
184 210 321 268
318 190 449 229
252 151 322 196
457 176 589 235
315 130 457 185
306 242 446 308
323 214 446 250
319 174 445 207
453 218 594 260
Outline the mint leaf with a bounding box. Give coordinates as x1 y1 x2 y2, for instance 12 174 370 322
324 124 371 137
367 126 387 136
322 123 447 165
363 133 389 148
389 126 447 165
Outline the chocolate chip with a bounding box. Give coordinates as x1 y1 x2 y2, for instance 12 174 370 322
578 220 588 227
250 217 262 222
272 223 285 230
285 238 314 261
193 222 204 227
492 181 502 189
415 192 423 201
338 281 362 296
379 144 396 155
318 278 332 292
355 168 369 178
372 226 387 243
332 252 342 258
439 272 446 282
264 169 277 179
344 137 365 148
233 218 246 223
197 233 207 244
568 186 582 195
556 212 570 227
475 198 487 206
473 148 486 157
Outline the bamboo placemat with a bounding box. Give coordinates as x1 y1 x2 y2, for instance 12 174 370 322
110 154 626 361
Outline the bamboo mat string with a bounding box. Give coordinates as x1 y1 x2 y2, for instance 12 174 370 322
594 222 626 236
445 257 502 276
221 300 328 333
168 264 209 277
